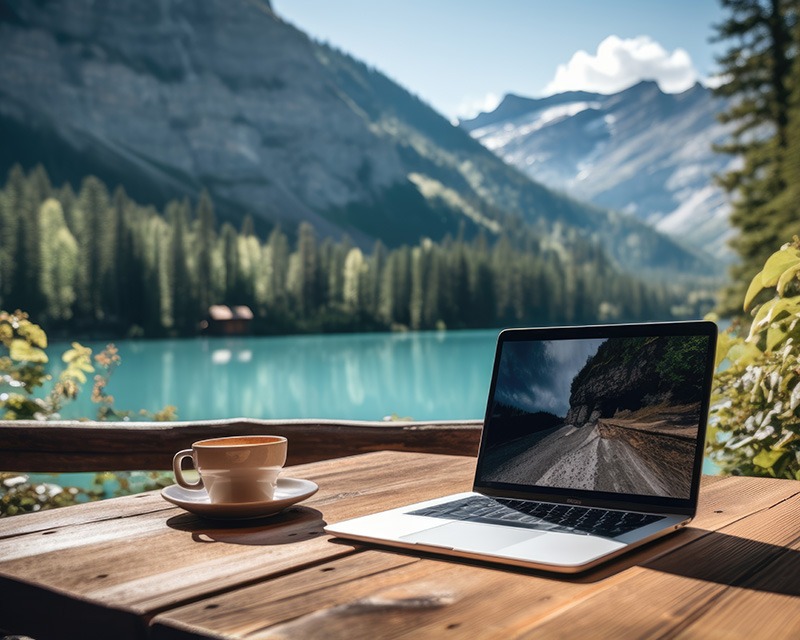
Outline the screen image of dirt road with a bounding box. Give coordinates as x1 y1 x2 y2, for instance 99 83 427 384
477 335 709 499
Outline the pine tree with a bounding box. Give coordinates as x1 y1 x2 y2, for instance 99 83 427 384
295 222 321 318
714 0 800 312
772 14 800 217
195 189 216 315
378 251 397 325
75 176 112 320
141 216 169 334
221 222 240 304
265 225 290 312
110 186 137 325
26 165 52 206
0 166 24 307
39 198 78 322
238 234 261 308
323 236 350 307
167 199 193 332
240 214 255 238
364 240 386 318
343 247 366 311
20 168 47 318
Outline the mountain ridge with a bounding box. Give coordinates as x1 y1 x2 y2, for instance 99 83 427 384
460 81 734 260
0 0 718 276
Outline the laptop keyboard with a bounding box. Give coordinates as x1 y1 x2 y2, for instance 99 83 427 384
409 496 664 538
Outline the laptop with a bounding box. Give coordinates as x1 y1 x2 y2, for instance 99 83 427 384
325 321 717 573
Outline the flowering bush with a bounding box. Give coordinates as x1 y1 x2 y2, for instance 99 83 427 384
0 309 178 516
708 239 800 478
0 309 176 421
0 310 94 419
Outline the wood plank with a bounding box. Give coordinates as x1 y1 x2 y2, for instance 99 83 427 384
3 451 797 640
150 552 603 640
149 475 800 639
664 493 800 638
508 481 800 638
0 452 473 640
0 490 173 538
0 418 483 471
693 474 800 530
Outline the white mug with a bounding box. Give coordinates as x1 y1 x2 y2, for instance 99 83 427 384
172 435 287 503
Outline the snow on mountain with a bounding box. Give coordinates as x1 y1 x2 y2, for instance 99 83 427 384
461 82 735 260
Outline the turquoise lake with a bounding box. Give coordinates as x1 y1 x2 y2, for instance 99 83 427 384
32 328 720 480
51 329 500 422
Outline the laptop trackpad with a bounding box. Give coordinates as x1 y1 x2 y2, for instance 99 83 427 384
400 521 546 552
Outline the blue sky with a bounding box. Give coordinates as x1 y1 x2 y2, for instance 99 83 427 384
272 0 726 121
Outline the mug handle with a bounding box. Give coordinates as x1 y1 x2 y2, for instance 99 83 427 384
173 449 203 489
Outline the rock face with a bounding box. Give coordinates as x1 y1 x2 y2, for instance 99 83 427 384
564 336 707 428
0 0 407 242
0 0 716 275
461 82 735 260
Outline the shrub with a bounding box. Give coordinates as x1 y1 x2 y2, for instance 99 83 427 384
0 309 176 421
0 309 178 516
708 239 800 478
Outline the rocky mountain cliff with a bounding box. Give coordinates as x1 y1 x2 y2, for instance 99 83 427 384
565 335 708 427
0 0 716 275
461 82 735 260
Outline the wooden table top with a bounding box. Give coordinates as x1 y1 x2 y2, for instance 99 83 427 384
1 451 799 639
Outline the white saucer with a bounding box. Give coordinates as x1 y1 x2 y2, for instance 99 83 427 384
161 477 319 520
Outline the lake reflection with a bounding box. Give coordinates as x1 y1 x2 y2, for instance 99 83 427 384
51 330 499 421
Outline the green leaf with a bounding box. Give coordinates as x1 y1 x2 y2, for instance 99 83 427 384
16 321 48 349
715 333 738 368
743 269 765 311
753 449 786 470
63 343 94 373
777 261 800 295
761 247 800 288
726 342 761 367
8 339 48 363
62 369 88 384
748 297 800 341
766 325 787 351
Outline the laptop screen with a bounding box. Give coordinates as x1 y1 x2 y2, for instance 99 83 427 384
474 323 716 509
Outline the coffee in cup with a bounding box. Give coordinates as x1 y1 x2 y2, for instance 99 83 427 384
172 435 287 503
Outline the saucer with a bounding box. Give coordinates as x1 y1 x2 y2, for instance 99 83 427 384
161 477 318 520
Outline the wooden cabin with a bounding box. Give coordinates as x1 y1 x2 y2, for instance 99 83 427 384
202 305 254 335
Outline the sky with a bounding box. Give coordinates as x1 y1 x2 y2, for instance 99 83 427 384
271 0 726 122
495 339 604 416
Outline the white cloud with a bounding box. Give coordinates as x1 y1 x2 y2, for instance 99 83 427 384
543 35 699 96
453 92 502 123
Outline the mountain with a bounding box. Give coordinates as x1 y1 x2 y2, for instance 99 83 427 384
460 82 735 260
0 0 716 276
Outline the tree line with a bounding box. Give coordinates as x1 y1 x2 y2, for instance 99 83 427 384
0 164 695 338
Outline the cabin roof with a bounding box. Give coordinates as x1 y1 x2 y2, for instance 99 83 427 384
208 305 254 321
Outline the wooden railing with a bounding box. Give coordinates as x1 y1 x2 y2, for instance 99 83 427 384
0 419 483 472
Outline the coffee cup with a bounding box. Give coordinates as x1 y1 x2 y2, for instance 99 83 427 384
172 435 287 503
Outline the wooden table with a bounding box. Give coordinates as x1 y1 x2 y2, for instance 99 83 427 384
1 451 799 639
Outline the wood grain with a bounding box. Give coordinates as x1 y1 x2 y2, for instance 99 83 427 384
0 418 483 471
151 553 597 640
0 452 473 640
149 469 800 639
510 487 800 639
2 451 799 640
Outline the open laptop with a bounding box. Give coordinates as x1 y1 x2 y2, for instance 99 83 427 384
325 321 717 573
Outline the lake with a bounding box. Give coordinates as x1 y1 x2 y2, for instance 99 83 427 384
34 328 720 484
50 330 499 422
